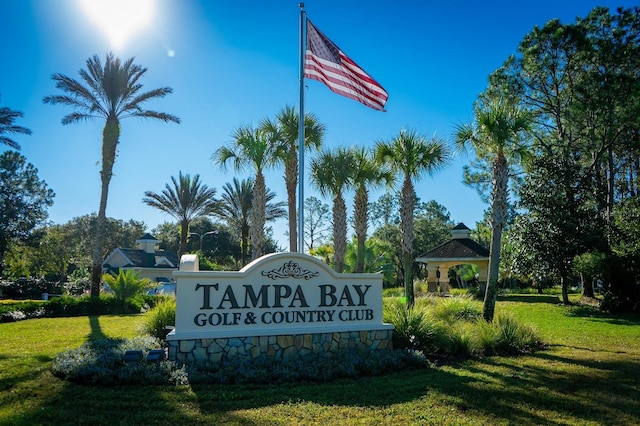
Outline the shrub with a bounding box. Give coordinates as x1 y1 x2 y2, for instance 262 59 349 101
383 287 404 298
103 269 153 304
432 296 482 323
64 268 91 296
141 297 176 339
51 337 171 385
383 297 543 359
384 299 446 353
474 313 542 356
52 336 431 386
0 300 46 322
0 277 63 299
443 323 475 358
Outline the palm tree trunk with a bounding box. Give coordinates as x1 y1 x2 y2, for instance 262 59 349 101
354 186 368 273
285 154 298 252
400 176 416 307
333 193 347 273
250 172 266 260
241 223 249 266
91 117 119 298
484 154 508 322
178 220 189 259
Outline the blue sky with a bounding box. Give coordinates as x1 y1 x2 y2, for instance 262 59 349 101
1 0 636 249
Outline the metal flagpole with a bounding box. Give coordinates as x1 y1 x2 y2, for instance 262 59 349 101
297 3 306 253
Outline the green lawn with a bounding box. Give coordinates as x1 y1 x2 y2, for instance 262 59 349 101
1 295 639 425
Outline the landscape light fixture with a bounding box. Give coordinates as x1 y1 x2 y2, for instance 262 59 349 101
123 350 143 364
188 230 218 251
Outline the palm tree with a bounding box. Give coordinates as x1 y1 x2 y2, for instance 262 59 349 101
212 125 277 260
0 103 31 150
260 105 325 252
350 146 392 273
455 98 531 322
310 147 355 273
217 178 252 265
376 129 450 307
215 177 286 266
143 172 218 258
43 53 180 297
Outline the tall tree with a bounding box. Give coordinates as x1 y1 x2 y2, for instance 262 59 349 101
303 196 331 252
511 153 604 304
489 7 640 246
212 126 277 260
62 215 147 266
455 98 532 322
143 172 218 258
369 192 399 229
260 105 325 252
0 151 54 276
310 147 355 273
350 146 392 273
43 53 180 297
214 177 286 265
413 200 455 256
216 178 252 265
376 129 449 307
0 101 31 150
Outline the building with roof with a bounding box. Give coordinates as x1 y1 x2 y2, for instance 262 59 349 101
102 233 179 294
415 223 489 292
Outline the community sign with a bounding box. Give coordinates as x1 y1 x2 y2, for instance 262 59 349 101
167 252 392 340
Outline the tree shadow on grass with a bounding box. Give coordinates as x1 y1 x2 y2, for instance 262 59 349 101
498 295 562 304
6 313 640 425
8 351 640 426
87 315 107 341
564 305 640 326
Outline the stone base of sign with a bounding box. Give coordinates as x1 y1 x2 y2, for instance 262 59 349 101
167 328 394 364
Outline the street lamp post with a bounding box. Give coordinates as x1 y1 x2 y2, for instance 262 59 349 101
189 230 217 252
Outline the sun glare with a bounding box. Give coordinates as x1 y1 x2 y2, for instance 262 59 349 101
79 0 155 49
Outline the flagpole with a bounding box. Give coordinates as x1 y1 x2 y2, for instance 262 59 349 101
297 3 306 253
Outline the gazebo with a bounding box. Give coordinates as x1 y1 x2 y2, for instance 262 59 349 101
415 223 489 292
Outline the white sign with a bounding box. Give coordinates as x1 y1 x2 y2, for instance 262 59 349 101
167 252 392 340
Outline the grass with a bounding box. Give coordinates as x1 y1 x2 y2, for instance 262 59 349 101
1 295 639 425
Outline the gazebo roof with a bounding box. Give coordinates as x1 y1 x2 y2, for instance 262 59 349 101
415 223 489 262
416 238 489 261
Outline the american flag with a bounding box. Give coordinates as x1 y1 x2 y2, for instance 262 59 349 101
304 19 388 111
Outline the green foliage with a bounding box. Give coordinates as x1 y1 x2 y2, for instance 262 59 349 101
384 296 542 358
0 102 32 150
0 277 63 299
43 295 149 317
0 151 54 276
303 196 331 250
64 267 91 296
143 171 219 257
383 287 404 298
343 237 396 285
140 297 176 339
383 298 447 353
0 293 159 322
62 215 147 268
432 296 483 323
51 337 172 385
3 216 148 282
0 300 45 322
212 177 285 265
475 313 543 356
2 295 640 424
52 336 428 386
102 269 153 304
